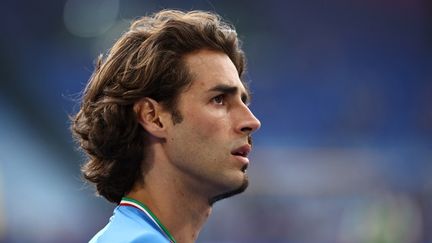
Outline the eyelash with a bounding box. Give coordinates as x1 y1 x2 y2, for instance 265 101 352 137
211 94 250 106
242 97 249 106
212 94 225 105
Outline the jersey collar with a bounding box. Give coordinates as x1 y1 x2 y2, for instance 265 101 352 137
120 197 176 243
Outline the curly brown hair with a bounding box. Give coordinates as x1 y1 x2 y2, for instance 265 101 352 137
71 9 246 204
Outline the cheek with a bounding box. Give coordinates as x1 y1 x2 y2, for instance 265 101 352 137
184 108 229 136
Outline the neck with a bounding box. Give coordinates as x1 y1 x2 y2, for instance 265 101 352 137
126 144 212 243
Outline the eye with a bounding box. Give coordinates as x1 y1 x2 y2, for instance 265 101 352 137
241 94 250 106
212 94 225 105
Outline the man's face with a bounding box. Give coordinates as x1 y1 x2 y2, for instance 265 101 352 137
162 49 261 204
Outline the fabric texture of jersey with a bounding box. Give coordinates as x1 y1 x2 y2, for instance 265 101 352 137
89 204 171 243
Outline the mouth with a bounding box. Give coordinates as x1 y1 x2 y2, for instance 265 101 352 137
231 144 251 157
231 144 251 171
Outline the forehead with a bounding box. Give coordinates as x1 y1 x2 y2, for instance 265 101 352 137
182 49 249 94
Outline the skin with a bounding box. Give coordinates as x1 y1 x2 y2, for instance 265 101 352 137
129 49 261 242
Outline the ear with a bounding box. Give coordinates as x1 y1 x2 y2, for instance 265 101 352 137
134 97 168 138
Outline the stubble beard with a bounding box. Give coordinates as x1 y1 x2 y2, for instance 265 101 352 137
172 108 253 206
208 174 249 206
208 135 253 206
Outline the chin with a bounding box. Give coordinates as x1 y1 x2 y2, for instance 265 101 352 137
208 175 249 206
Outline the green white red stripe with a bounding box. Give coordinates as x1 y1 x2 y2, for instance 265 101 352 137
120 197 176 243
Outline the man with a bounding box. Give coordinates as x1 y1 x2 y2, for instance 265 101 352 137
72 9 261 243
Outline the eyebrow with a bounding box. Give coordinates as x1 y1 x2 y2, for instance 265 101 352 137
208 84 251 103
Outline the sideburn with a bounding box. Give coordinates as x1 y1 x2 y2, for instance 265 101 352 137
171 108 183 124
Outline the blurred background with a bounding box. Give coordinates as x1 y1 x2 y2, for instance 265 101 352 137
0 0 431 242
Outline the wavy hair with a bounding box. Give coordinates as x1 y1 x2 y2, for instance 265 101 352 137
71 9 246 204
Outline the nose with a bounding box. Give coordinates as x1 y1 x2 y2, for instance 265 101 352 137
236 105 261 135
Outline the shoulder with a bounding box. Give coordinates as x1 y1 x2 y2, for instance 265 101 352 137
89 206 169 243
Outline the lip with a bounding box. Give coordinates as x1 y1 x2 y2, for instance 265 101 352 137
232 154 250 164
231 144 251 166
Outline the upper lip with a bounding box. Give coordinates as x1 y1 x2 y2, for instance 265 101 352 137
231 144 251 157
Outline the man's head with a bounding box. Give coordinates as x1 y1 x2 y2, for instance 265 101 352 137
72 9 259 204
135 49 261 205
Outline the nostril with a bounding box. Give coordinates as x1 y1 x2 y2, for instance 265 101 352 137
240 127 252 133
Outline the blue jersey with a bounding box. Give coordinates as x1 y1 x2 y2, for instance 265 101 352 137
90 197 176 243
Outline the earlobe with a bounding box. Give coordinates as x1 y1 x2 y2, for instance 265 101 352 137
134 98 166 138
